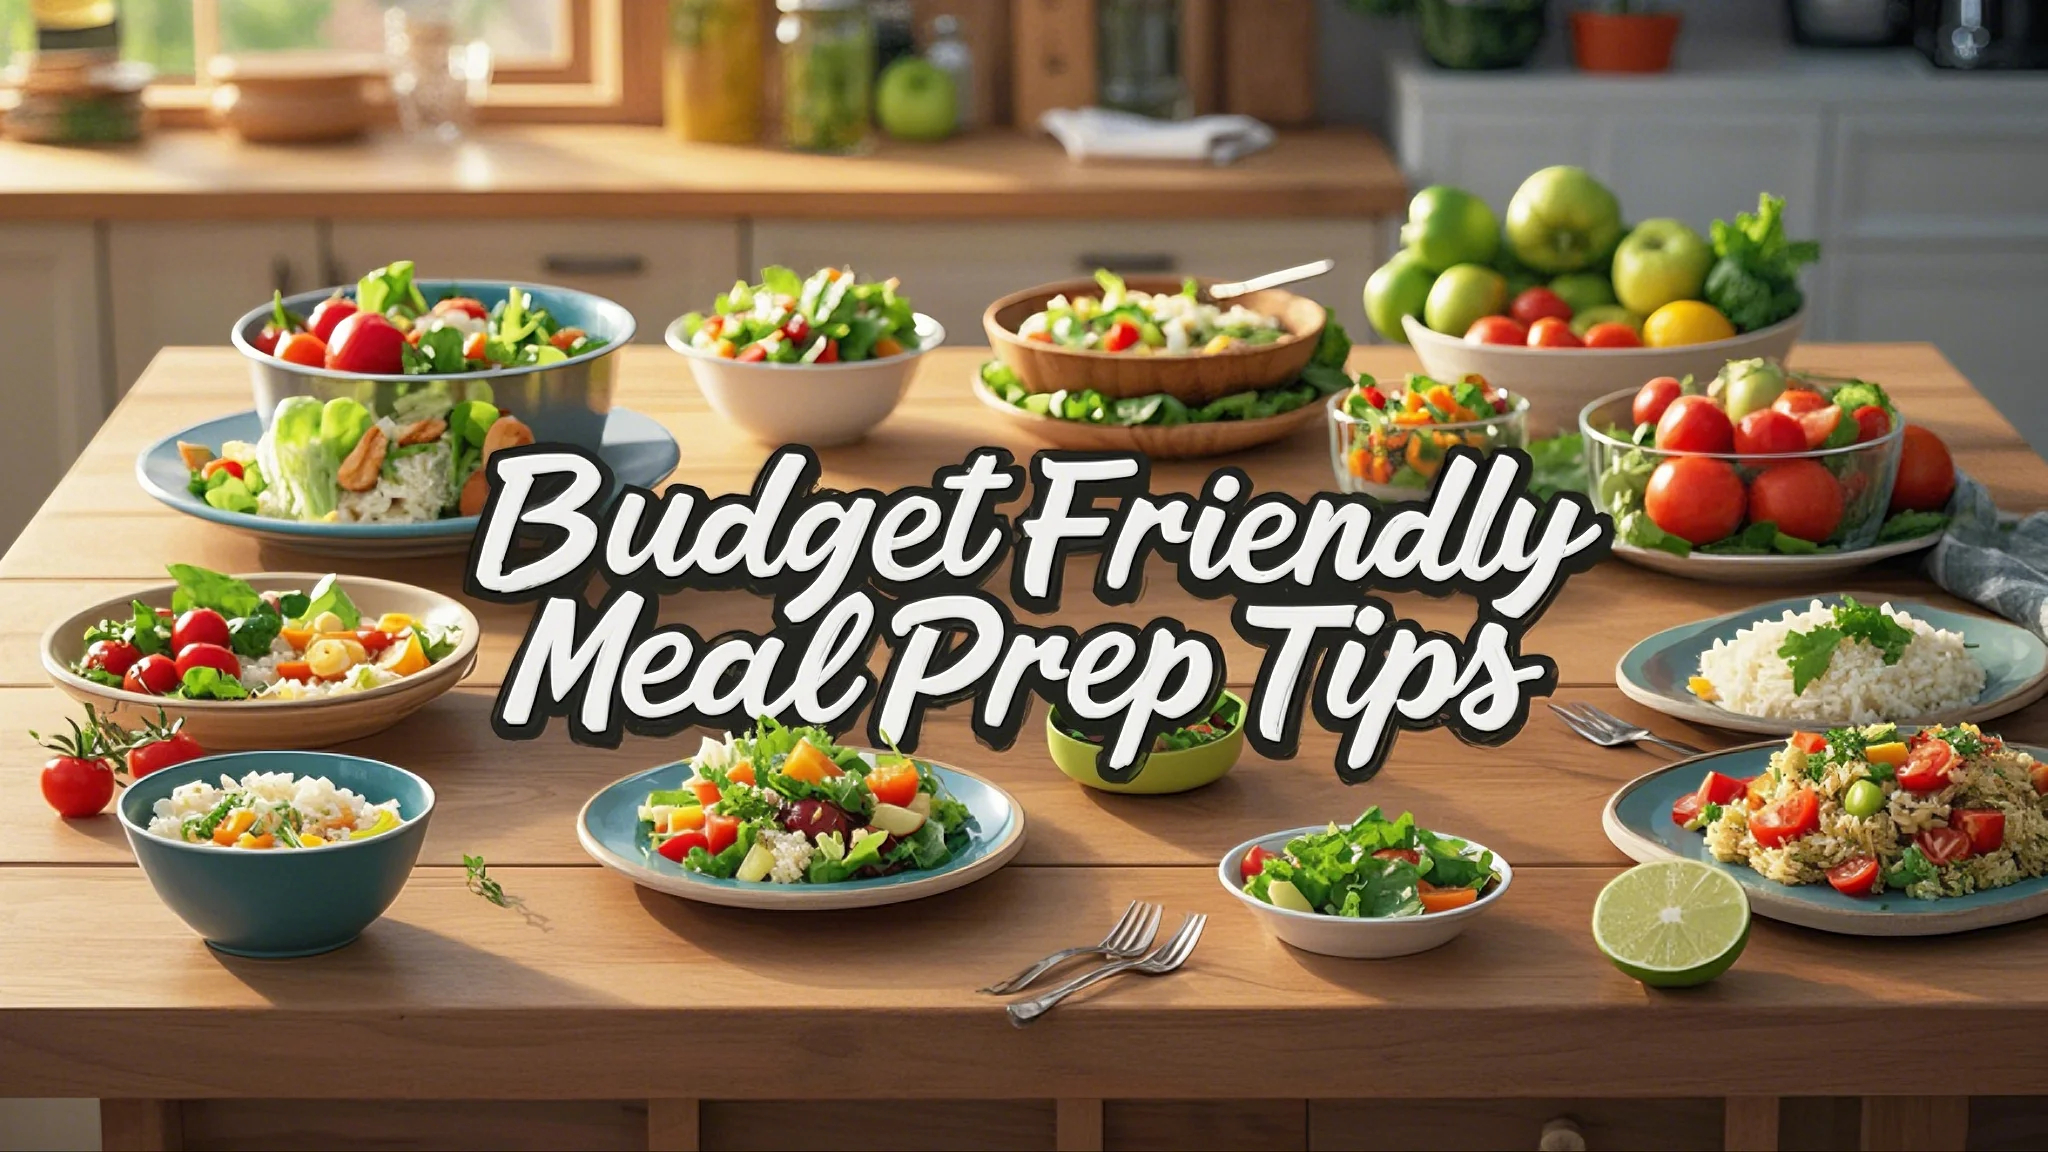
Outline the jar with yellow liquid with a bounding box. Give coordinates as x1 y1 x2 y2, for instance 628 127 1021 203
665 0 763 144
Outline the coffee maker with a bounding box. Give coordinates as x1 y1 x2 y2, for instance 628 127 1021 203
1915 0 2048 67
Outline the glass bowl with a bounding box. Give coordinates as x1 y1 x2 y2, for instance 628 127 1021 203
1579 385 1905 555
1328 382 1530 501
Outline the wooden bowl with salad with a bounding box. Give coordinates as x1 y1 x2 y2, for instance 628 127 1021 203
984 272 1327 405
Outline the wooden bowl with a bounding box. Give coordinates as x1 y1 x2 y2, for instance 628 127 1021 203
983 276 1327 405
971 375 1323 459
206 52 380 144
41 573 478 752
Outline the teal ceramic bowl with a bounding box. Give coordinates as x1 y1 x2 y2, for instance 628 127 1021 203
1047 692 1247 794
118 751 434 958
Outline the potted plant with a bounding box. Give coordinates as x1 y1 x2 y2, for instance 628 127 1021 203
1570 1 1682 73
1342 0 1548 72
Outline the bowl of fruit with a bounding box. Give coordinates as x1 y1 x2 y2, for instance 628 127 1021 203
1365 169 1817 435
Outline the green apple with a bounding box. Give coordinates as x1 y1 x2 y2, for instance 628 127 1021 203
1549 272 1617 316
1505 166 1624 275
1400 186 1499 273
1363 252 1436 343
1611 219 1714 315
1568 304 1642 337
876 58 957 142
1423 263 1507 337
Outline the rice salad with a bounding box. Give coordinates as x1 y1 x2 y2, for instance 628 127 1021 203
1019 269 1285 356
1691 598 1985 723
147 769 403 850
1682 724 2048 900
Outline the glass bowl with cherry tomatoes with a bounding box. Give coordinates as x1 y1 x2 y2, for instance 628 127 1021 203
1580 363 1906 559
1328 374 1528 500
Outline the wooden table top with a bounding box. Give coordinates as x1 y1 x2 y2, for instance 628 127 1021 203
0 126 1406 222
5 342 2047 1102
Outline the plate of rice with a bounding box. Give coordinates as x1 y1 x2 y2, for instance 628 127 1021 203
1616 594 2048 736
1605 725 2048 935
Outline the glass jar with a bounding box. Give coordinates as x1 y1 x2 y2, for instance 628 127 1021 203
927 14 974 131
776 0 874 154
665 0 763 143
1098 0 1186 120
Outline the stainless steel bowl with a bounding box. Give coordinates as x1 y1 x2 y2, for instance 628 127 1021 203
230 280 637 449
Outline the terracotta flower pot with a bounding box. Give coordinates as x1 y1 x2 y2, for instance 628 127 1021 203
1570 10 1682 73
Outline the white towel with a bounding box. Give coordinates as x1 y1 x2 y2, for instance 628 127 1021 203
1039 107 1276 166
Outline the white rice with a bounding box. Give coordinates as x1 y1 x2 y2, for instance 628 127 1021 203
1696 600 1985 722
146 770 398 844
333 419 455 524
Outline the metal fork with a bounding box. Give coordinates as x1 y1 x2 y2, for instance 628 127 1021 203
1006 914 1207 1026
978 901 1163 995
1550 702 1702 757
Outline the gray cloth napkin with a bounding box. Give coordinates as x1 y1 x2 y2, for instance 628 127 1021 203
1927 473 2048 641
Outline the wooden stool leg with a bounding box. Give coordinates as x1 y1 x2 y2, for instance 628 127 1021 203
647 1098 700 1152
1056 1098 1104 1152
99 1100 181 1152
1725 1096 1781 1152
1860 1096 1969 1151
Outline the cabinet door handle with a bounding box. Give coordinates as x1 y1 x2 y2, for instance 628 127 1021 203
542 254 647 277
1078 253 1177 274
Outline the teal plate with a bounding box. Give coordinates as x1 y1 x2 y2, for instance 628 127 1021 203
1616 593 2048 737
1605 742 2048 936
577 753 1026 910
137 407 681 558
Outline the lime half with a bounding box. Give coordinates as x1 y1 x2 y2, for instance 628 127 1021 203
1593 860 1751 988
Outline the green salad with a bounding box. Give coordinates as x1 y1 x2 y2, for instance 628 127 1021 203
1056 694 1241 753
1017 269 1287 355
676 266 919 365
1239 808 1502 918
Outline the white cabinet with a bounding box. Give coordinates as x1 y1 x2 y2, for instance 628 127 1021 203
326 220 744 343
0 224 104 548
106 221 323 392
752 219 1384 344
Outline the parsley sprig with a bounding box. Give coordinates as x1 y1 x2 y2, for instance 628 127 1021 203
1776 597 1915 694
464 853 508 906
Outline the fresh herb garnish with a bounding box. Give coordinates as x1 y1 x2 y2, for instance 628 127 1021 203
1778 598 1913 694
464 853 508 906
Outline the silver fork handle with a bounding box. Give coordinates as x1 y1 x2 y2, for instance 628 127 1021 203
1643 735 1704 757
1007 957 1142 1025
979 945 1106 995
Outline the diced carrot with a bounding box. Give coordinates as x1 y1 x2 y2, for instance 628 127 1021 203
280 627 315 651
873 336 904 358
690 778 722 807
781 739 843 784
213 809 257 846
1392 410 1433 427
1346 447 1370 478
728 761 756 787
276 660 313 682
235 833 275 850
1419 886 1479 913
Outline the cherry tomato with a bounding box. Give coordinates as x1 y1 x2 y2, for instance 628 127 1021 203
306 296 359 343
1749 460 1845 543
1526 316 1583 348
704 814 740 856
276 332 328 367
252 324 287 355
1103 320 1142 352
1644 456 1745 545
736 343 770 363
1372 848 1422 865
1696 771 1749 806
1916 826 1972 866
866 760 921 808
1632 376 1683 428
171 608 231 654
1770 390 1840 449
550 326 587 352
1671 790 1704 827
82 638 140 678
782 316 810 343
1358 385 1387 410
1751 788 1820 849
1852 405 1890 443
122 654 178 696
1898 738 1957 793
1240 844 1276 881
432 296 489 320
815 339 840 364
1463 316 1528 346
1583 322 1643 349
1952 808 2005 856
127 731 207 779
173 643 240 681
2032 761 2048 796
355 629 396 655
1826 856 1880 896
325 312 406 375
657 828 709 863
461 331 489 362
1789 731 1827 755
1655 395 1735 454
1890 425 1956 513
40 755 114 818
1733 409 1806 457
1509 286 1573 326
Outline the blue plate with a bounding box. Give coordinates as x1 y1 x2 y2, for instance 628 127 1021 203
1605 744 2048 935
137 407 680 557
577 754 1026 910
1616 593 2048 736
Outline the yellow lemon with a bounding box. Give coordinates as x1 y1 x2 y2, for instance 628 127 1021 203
1642 300 1736 347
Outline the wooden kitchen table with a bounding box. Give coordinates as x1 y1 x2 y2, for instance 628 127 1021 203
3 345 2044 1152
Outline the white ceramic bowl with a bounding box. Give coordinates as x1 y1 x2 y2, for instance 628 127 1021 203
1219 825 1513 959
1400 309 1805 436
664 314 944 446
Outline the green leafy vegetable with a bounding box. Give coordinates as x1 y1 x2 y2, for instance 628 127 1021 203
1878 510 1949 542
298 574 362 630
1242 807 1497 919
1777 597 1913 694
464 853 510 906
173 666 249 700
1704 193 1820 332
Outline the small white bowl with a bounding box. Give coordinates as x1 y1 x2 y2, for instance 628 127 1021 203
1218 825 1513 959
664 314 945 446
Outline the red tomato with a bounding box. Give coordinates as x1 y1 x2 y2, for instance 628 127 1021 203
1372 848 1422 865
127 731 207 779
1358 385 1387 409
736 343 770 363
866 761 920 808
1733 409 1807 457
1751 788 1820 849
550 326 587 352
1644 456 1746 545
1526 316 1583 348
1890 425 1957 513
815 339 840 364
2032 761 2048 795
1789 731 1827 755
1583 322 1643 349
1852 405 1890 443
1696 771 1748 806
1826 856 1880 896
690 778 722 807
1770 390 1840 449
782 316 810 343
355 629 396 655
461 331 489 362
173 643 239 681
1464 316 1529 346
306 297 359 343
432 296 488 320
1952 808 2005 856
704 814 740 856
82 638 140 678
122 654 178 696
325 312 406 375
252 324 288 355
656 828 709 863
1671 791 1705 827
1103 320 1142 352
1749 461 1845 543
1632 376 1683 428
1240 844 1276 881
1509 286 1573 326
172 608 231 654
277 332 328 367
1916 826 1972 865
200 458 244 482
1898 739 1957 793
40 755 114 818
1655 395 1736 454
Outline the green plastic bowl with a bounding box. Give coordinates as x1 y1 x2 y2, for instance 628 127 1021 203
1046 693 1247 794
119 750 434 958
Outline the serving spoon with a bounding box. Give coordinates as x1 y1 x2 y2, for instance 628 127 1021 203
1206 258 1336 301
